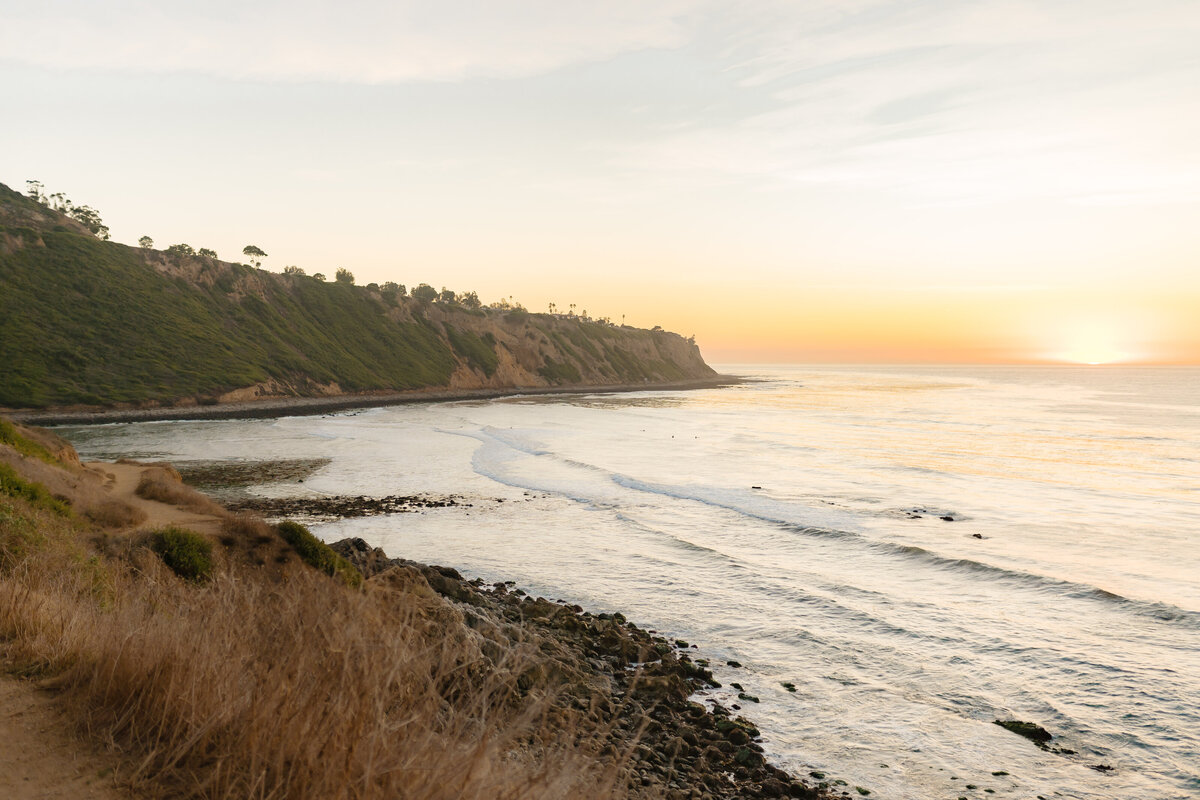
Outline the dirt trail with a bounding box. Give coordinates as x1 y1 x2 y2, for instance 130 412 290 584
84 461 224 535
1 460 224 799
0 679 125 800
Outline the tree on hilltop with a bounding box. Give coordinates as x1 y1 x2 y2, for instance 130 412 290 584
283 265 306 276
138 236 154 249
166 243 196 257
67 205 110 240
198 247 218 259
411 283 438 304
242 245 267 268
313 272 326 281
460 291 481 309
25 180 46 204
335 268 355 285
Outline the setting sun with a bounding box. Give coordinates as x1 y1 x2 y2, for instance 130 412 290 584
1059 326 1131 364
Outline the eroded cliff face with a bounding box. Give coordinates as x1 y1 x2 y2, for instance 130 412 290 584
410 304 714 391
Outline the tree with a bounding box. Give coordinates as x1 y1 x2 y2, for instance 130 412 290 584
283 265 306 276
335 268 355 285
166 243 196 257
25 180 45 204
411 283 438 304
242 245 267 268
381 281 404 296
67 205 109 240
439 287 456 304
460 291 481 309
198 247 218 259
313 272 326 281
138 236 154 249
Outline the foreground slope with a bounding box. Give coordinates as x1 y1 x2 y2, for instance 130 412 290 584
0 182 716 410
0 417 828 800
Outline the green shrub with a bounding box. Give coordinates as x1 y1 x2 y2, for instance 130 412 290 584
276 521 362 588
151 526 214 582
0 463 70 516
537 358 582 385
445 326 499 377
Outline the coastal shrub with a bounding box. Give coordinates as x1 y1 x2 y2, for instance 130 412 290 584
445 326 500 377
0 463 71 516
150 526 214 582
136 467 225 515
537 358 582 385
277 520 362 588
84 499 147 529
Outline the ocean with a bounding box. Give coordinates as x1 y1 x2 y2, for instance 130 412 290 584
58 365 1200 800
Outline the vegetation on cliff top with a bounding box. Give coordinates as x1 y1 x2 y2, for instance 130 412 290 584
0 182 713 409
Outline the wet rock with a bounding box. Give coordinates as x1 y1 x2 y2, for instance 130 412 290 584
993 719 1053 745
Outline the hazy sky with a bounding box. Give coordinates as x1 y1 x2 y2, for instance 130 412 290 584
4 1 1199 363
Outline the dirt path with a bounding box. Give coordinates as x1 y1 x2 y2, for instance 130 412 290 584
0 679 126 800
84 461 224 535
0 461 223 800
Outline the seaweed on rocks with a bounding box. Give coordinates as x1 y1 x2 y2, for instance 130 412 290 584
228 494 472 520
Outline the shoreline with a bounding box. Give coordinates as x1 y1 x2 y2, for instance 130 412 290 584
5 376 741 427
328 536 833 800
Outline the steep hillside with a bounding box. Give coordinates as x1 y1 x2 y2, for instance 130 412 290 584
0 183 716 410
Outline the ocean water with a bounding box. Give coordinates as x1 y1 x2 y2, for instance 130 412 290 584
59 365 1200 800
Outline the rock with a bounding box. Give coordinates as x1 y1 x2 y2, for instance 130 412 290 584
993 719 1053 744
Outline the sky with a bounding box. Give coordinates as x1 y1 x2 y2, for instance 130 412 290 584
3 0 1199 364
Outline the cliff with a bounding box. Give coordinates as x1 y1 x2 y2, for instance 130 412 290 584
0 182 717 411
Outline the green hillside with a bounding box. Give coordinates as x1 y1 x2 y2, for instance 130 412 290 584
0 183 714 410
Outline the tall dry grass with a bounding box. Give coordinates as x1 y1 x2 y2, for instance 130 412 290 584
135 466 227 516
0 500 624 800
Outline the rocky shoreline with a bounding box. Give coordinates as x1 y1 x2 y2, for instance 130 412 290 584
6 377 740 427
329 537 838 800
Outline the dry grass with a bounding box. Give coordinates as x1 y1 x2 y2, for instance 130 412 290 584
135 467 227 516
84 498 147 528
0 493 622 800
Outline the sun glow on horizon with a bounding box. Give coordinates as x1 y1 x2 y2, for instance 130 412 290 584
1047 317 1142 365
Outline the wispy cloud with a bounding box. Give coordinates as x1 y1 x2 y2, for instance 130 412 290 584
0 0 703 82
615 0 1200 206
